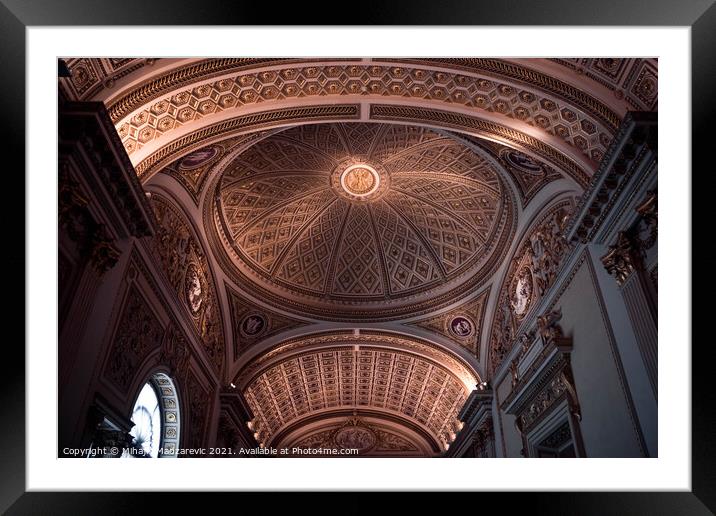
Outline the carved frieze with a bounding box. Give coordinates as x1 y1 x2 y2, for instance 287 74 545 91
406 289 489 356
151 195 224 373
518 374 569 431
227 286 309 359
503 312 580 438
288 416 422 455
488 202 573 376
104 285 164 392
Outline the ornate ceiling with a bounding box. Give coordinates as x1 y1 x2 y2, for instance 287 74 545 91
277 414 435 457
210 122 513 321
235 331 477 454
60 57 657 456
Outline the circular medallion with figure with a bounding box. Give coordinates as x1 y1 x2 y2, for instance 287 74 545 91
179 146 219 169
503 149 544 174
239 313 267 337
449 316 475 338
341 164 379 196
330 158 390 203
184 263 204 315
333 425 377 452
510 267 534 318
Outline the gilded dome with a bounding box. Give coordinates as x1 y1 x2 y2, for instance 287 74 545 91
212 122 514 320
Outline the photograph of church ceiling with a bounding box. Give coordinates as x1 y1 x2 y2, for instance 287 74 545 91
58 57 658 458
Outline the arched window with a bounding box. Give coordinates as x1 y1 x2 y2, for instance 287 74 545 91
125 372 180 458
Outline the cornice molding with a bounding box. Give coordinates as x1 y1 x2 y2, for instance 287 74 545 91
565 111 657 243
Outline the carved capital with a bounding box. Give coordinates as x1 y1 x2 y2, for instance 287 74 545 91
600 231 642 286
89 224 121 274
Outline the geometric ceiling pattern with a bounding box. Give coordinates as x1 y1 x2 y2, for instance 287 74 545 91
226 284 309 358
60 57 657 455
160 132 270 204
61 57 657 185
108 60 619 165
549 58 658 111
472 137 565 207
238 332 478 453
212 122 513 321
407 287 490 357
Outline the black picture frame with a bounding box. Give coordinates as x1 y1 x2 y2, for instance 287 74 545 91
3 1 713 512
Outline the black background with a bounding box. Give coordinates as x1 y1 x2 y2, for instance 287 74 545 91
1 0 713 513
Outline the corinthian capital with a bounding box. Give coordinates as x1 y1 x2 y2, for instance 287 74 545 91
600 231 642 286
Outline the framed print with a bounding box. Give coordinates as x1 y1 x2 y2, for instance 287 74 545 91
4 0 714 512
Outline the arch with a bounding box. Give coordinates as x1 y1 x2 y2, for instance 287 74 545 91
234 330 480 454
65 58 633 184
271 409 440 456
126 371 181 458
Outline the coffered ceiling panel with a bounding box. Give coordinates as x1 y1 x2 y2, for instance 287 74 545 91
236 331 479 453
211 122 514 321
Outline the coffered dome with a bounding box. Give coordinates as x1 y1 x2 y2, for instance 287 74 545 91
211 122 514 320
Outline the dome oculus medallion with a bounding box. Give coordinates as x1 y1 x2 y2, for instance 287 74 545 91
331 158 390 203
341 165 377 196
212 122 514 320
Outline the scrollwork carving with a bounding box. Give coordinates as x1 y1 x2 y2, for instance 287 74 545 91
88 223 121 274
635 189 657 248
152 195 224 372
510 359 520 388
488 203 573 376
